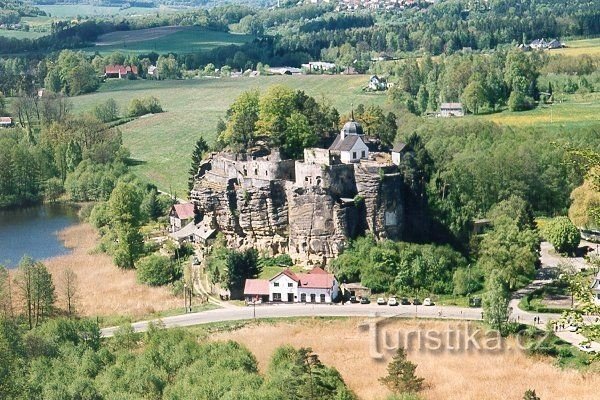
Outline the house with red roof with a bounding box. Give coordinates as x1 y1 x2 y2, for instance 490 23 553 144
0 117 13 128
104 64 139 79
243 267 339 304
169 203 196 232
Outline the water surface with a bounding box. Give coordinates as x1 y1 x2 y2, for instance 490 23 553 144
0 204 79 268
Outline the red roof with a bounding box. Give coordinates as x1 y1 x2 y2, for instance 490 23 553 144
105 64 138 75
0 117 12 124
309 266 328 274
269 268 299 282
172 203 195 220
244 279 269 295
297 272 335 289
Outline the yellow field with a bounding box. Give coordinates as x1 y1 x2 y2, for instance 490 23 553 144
213 319 600 400
551 38 600 57
43 223 181 318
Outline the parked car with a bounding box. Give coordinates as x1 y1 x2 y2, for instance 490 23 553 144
423 298 434 306
360 297 371 304
349 296 359 303
376 297 386 305
400 297 410 305
388 297 399 306
567 325 579 332
412 298 422 305
578 343 595 353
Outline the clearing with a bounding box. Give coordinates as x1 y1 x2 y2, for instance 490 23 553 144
212 318 600 400
37 5 166 18
73 75 387 195
551 37 600 57
84 26 254 55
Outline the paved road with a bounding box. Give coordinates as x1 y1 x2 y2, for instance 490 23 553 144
101 303 483 337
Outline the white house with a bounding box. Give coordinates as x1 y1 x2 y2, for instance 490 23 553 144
148 65 158 79
328 119 369 163
169 203 196 232
243 267 339 303
391 142 407 166
440 102 464 117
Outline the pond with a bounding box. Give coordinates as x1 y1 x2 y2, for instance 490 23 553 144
0 204 80 268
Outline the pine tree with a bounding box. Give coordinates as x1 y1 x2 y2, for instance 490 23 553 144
379 348 424 394
188 137 209 191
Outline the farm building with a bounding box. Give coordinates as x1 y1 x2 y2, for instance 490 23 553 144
391 142 407 166
301 61 337 72
439 103 464 117
0 117 13 128
105 64 139 79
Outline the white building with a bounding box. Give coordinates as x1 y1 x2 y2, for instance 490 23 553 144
439 102 464 117
328 119 369 163
244 267 339 303
169 203 196 232
391 142 407 166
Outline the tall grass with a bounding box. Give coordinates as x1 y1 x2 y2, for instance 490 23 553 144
44 223 181 318
214 319 600 400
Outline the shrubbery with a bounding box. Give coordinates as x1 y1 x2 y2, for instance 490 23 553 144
127 96 163 117
136 254 179 286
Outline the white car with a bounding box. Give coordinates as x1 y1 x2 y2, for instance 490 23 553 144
423 298 434 306
578 343 595 353
376 297 386 305
388 297 399 306
567 325 579 332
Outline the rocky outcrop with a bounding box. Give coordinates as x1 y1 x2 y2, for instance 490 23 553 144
190 151 404 265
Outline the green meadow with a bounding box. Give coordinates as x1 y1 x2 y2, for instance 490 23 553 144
84 26 254 55
73 75 387 195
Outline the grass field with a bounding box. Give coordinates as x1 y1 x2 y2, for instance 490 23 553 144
212 318 600 400
476 92 600 128
37 5 168 18
0 29 47 39
73 75 387 195
84 26 254 55
552 37 600 57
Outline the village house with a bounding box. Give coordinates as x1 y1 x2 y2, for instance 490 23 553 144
367 75 388 91
147 65 158 79
104 64 139 79
243 267 339 304
0 117 13 128
439 102 464 117
301 61 337 73
169 203 196 232
328 119 370 163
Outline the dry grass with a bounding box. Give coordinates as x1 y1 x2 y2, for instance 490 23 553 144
213 318 600 400
43 223 181 318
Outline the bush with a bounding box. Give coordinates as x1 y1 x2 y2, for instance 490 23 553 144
543 216 580 254
508 91 533 111
136 254 176 286
127 96 163 117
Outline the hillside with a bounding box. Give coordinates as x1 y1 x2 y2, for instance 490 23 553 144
73 75 388 195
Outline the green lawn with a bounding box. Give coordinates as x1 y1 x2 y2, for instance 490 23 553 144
552 37 600 57
83 27 254 55
0 29 47 39
37 5 167 18
73 75 388 195
474 92 600 130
